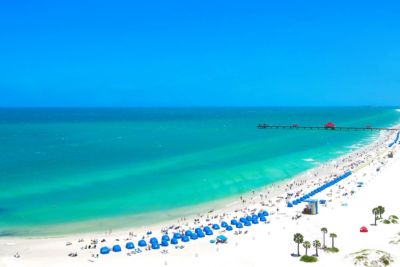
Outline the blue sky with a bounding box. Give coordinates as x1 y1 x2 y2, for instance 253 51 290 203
0 1 399 107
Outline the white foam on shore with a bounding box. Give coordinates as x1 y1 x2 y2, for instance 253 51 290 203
395 109 400 112
302 158 314 162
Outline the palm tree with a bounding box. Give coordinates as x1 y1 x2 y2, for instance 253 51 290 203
293 233 304 256
303 241 311 256
313 240 321 257
377 206 385 219
321 227 328 248
329 233 337 248
372 207 379 225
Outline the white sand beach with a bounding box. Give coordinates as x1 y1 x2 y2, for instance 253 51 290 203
1 130 400 267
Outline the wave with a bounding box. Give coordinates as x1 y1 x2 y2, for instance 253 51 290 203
303 158 315 162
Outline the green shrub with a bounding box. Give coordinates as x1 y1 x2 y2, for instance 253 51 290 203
300 255 318 263
389 215 399 220
383 219 391 224
391 219 398 224
326 247 339 253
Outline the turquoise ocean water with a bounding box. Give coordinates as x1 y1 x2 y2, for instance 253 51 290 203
0 107 399 236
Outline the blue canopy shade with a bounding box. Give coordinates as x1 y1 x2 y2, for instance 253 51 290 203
161 240 169 247
246 215 252 221
150 237 158 244
190 234 198 240
230 219 238 225
112 245 122 252
100 247 110 254
236 223 243 229
171 238 178 245
162 235 170 241
239 217 247 223
259 216 266 222
182 235 190 242
244 221 251 226
125 242 134 249
252 219 259 224
203 226 211 232
221 221 228 228
138 240 147 247
287 202 293 207
151 243 160 250
226 225 233 231
212 224 220 230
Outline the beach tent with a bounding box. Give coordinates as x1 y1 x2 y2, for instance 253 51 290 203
161 240 169 247
138 240 147 247
100 247 110 255
171 238 178 245
226 225 233 231
112 245 122 252
125 242 134 249
212 224 220 230
182 236 190 242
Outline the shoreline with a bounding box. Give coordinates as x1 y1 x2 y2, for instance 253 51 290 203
0 125 395 238
1 126 399 266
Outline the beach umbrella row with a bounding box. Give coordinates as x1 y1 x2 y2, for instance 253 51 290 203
388 131 400 148
100 210 269 255
287 171 352 207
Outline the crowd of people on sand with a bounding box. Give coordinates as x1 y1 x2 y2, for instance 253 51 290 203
31 128 398 262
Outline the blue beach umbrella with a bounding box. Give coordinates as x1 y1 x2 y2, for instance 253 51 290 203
152 243 160 250
125 242 134 249
185 230 193 236
112 245 121 252
205 229 213 235
236 223 243 229
231 219 238 225
190 234 198 240
252 219 259 224
287 202 293 207
162 235 170 241
100 247 110 254
138 240 147 247
150 237 158 244
197 231 205 238
173 233 182 239
212 224 220 230
259 216 266 222
171 238 178 245
244 221 251 226
221 221 228 228
226 225 233 231
161 240 169 247
182 235 190 242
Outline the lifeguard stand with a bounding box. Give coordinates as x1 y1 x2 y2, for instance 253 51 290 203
303 199 318 215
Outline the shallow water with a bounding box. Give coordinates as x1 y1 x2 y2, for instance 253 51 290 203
0 107 399 235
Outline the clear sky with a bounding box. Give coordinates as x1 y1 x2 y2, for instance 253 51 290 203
0 1 399 107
